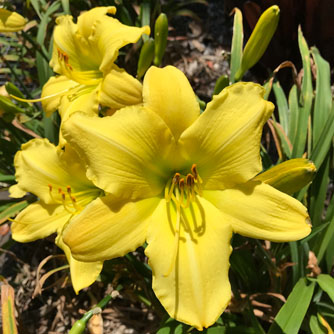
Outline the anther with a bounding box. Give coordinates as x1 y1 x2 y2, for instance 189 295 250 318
191 164 198 179
48 184 53 192
66 186 71 194
186 174 194 187
173 173 181 184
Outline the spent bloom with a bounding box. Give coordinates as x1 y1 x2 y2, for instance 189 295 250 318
41 6 150 144
62 66 311 329
0 8 27 32
10 138 103 293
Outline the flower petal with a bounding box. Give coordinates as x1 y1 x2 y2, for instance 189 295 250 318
99 64 143 110
92 18 150 74
58 85 99 146
63 195 159 262
41 75 79 116
10 138 94 204
204 181 311 242
11 202 69 242
143 66 200 140
146 198 233 330
56 235 103 294
0 9 27 32
179 82 274 190
76 6 116 40
63 107 175 201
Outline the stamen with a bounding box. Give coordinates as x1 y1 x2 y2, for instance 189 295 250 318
66 186 71 195
164 203 181 277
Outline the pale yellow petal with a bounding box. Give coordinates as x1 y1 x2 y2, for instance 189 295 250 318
204 181 311 242
63 195 159 262
41 75 79 116
56 235 103 294
0 9 27 32
77 6 116 39
11 202 70 242
179 82 274 190
50 15 102 81
11 138 94 204
58 85 99 147
99 65 143 109
92 18 150 74
146 198 233 330
62 107 175 201
143 66 200 140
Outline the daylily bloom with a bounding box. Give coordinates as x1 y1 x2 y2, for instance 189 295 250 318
10 138 103 293
62 66 311 329
0 9 27 32
41 6 150 145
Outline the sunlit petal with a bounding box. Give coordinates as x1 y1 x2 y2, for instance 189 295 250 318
41 75 78 116
179 82 274 189
77 6 116 39
10 138 96 204
11 202 69 242
63 195 159 262
99 64 143 110
143 66 200 140
56 235 103 294
204 181 311 242
0 9 27 32
63 107 175 201
93 19 150 74
146 198 232 330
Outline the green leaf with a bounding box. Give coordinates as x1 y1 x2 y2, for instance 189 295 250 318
268 278 315 334
317 274 334 303
273 80 289 135
0 201 28 225
292 27 313 158
311 47 332 148
287 85 299 154
310 103 334 170
213 75 229 96
230 8 243 83
309 315 327 334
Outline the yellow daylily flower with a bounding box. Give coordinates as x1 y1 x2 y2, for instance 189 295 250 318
0 9 27 32
41 6 150 145
10 138 103 293
62 66 311 330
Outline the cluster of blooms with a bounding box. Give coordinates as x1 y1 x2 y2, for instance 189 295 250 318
9 6 311 330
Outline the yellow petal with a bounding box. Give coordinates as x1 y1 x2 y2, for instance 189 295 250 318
204 181 311 242
41 75 79 116
0 9 27 32
143 66 200 140
11 202 70 242
63 195 159 262
179 82 274 190
11 138 95 204
56 235 103 294
58 85 99 147
76 6 116 39
93 18 150 74
62 107 175 201
253 158 316 195
99 64 143 110
146 198 233 330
